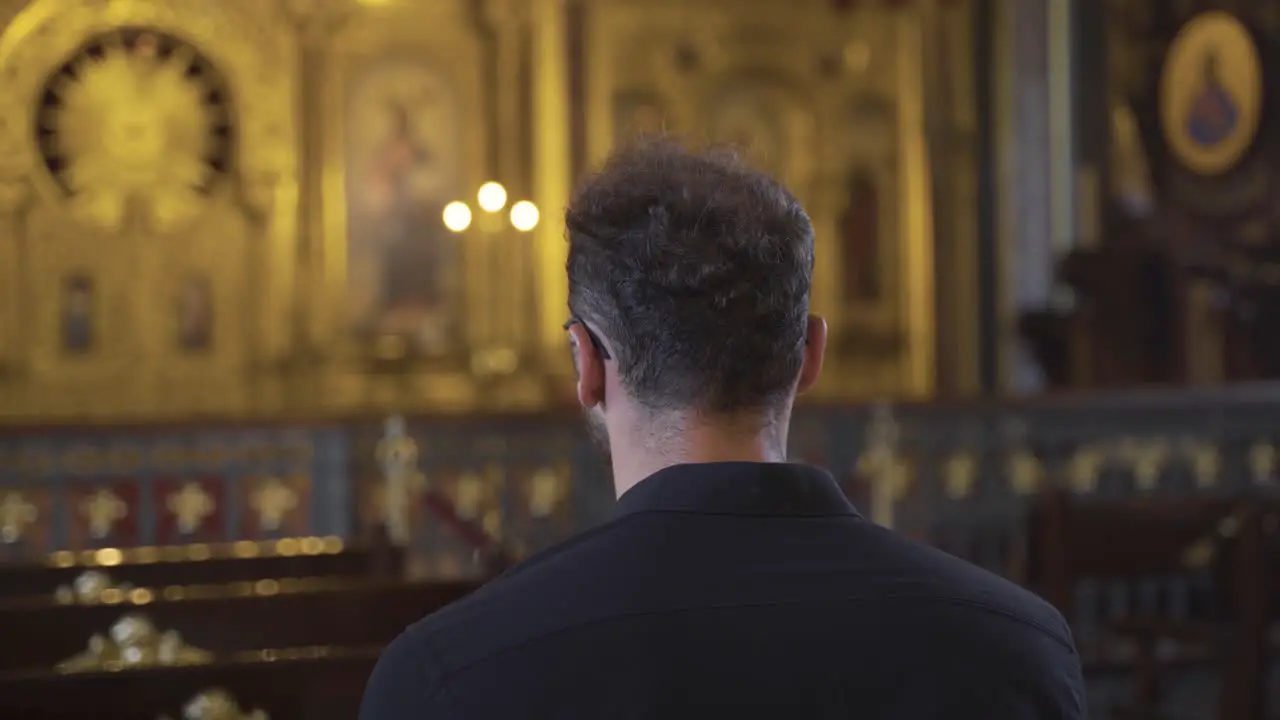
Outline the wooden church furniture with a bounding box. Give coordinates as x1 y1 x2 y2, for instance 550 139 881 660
0 649 379 720
0 578 479 674
1025 490 1246 719
0 536 404 602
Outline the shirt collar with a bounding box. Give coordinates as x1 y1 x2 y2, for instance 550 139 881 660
616 462 860 518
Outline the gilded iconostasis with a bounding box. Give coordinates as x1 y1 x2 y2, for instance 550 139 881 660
0 0 973 423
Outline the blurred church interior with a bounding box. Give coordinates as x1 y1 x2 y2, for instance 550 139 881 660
2 0 1280 717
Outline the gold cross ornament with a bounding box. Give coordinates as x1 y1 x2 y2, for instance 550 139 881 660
249 477 299 532
943 453 977 500
528 469 565 518
1006 451 1043 496
166 483 216 535
81 489 128 540
0 492 38 544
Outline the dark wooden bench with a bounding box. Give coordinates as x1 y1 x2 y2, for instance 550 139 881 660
1027 490 1277 720
0 536 403 600
0 648 380 720
0 578 479 673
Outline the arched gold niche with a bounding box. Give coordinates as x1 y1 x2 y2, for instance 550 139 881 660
0 0 297 419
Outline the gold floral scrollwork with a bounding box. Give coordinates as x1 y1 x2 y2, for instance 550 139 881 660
1120 439 1169 492
0 491 38 544
1186 442 1221 489
249 478 299 533
57 614 212 674
1067 446 1104 494
1006 449 1043 496
943 452 977 500
1249 442 1276 485
528 468 567 518
167 483 216 535
158 688 269 720
81 489 128 539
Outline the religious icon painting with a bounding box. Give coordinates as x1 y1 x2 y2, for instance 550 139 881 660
1160 11 1263 176
153 477 224 544
175 273 214 352
836 167 884 305
60 274 95 354
344 58 462 357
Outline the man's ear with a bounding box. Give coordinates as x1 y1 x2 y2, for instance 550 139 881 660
569 324 606 408
796 314 827 394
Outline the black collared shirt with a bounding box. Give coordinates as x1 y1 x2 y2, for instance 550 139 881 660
362 463 1086 719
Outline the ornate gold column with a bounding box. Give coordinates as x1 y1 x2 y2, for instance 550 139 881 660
897 5 937 398
0 162 30 384
287 0 351 364
532 0 572 366
922 0 984 397
489 0 526 353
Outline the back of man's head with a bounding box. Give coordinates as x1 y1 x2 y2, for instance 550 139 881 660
565 139 816 419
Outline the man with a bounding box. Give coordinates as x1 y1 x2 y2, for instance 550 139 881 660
361 140 1086 719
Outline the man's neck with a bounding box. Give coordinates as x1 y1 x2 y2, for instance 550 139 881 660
611 417 788 498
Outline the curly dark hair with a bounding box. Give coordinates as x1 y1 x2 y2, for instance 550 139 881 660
565 139 814 415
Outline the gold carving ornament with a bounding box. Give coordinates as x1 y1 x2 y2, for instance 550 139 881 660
249 477 299 532
81 488 128 539
1067 446 1104 494
376 416 427 543
528 468 566 518
942 452 977 500
167 482 216 534
0 1 296 230
54 569 134 604
159 688 268 720
0 491 39 543
35 28 233 233
1119 438 1169 491
57 613 212 673
1250 442 1276 484
1160 12 1263 176
1185 441 1221 488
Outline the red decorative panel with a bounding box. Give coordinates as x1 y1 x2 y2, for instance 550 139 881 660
239 475 311 539
153 477 226 544
422 467 499 552
356 473 385 537
0 485 54 560
67 480 142 549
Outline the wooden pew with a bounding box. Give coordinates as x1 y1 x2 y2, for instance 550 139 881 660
1027 490 1276 720
0 647 379 720
0 578 480 673
0 535 403 601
